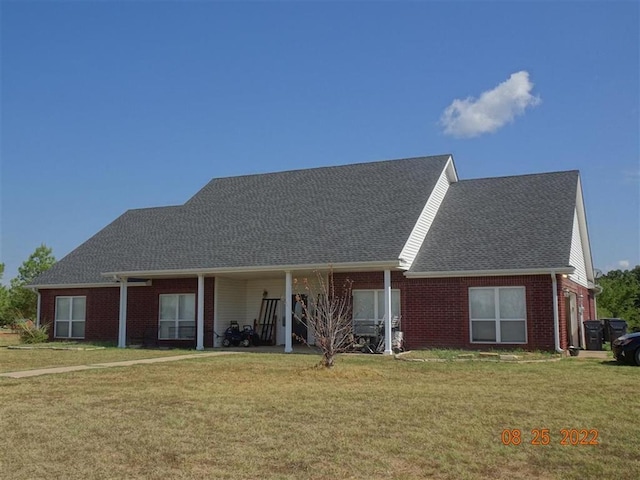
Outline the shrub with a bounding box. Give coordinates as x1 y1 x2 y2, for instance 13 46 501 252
14 320 50 344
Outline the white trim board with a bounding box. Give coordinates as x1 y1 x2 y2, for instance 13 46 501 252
405 267 575 278
399 156 456 269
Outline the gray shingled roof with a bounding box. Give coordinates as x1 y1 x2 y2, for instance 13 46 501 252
409 171 579 273
33 155 451 285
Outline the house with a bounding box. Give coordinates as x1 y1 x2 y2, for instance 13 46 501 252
30 154 597 353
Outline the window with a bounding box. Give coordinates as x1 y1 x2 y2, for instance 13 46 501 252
353 290 400 321
55 296 86 339
469 287 526 343
159 294 196 340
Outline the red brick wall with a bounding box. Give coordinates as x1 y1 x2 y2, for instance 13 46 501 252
40 287 120 342
558 276 596 350
40 271 576 351
39 277 215 348
127 278 215 348
335 271 557 351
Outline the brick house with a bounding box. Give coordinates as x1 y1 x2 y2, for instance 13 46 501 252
30 154 597 353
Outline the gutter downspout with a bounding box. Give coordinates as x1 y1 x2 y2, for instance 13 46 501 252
36 289 41 327
591 284 603 320
551 272 563 354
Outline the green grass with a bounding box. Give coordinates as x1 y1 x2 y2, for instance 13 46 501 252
403 348 564 361
0 353 637 479
0 340 202 373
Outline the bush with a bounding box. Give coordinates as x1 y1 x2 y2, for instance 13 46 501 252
14 320 50 344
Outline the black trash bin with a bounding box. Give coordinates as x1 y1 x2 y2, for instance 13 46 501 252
602 318 625 343
602 318 611 343
608 319 628 344
583 320 603 351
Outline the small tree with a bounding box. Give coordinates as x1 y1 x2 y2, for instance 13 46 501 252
294 270 353 368
0 263 11 326
597 267 640 331
8 244 56 321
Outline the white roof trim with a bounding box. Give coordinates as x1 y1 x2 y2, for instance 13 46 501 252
405 267 575 278
101 260 402 279
574 176 595 283
28 281 151 290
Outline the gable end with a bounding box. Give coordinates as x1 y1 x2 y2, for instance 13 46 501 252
569 176 595 286
398 156 457 269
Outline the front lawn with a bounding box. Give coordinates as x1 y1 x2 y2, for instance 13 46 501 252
401 348 564 361
0 353 637 480
0 342 203 373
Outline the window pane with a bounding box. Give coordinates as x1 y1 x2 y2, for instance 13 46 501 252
353 291 375 319
392 290 401 319
159 320 173 339
56 298 71 320
160 296 178 320
56 321 70 338
377 292 384 320
72 297 86 320
376 290 401 320
178 321 195 339
470 290 496 319
499 288 525 319
71 321 85 338
472 320 496 342
178 295 195 320
500 321 526 343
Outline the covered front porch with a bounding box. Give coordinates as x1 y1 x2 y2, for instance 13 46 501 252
111 266 398 355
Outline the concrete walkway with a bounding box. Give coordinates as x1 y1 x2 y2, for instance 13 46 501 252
571 350 612 360
0 351 241 379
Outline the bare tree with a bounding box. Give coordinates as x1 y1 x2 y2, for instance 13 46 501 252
294 270 353 368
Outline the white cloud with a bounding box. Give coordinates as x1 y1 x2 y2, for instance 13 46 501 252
618 260 630 269
440 71 541 138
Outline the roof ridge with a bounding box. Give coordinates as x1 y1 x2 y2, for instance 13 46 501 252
216 154 452 180
186 154 452 205
457 169 579 183
125 204 183 213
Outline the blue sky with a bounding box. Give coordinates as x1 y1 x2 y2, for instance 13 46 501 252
1 1 638 282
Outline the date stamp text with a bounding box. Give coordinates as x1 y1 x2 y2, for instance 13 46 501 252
501 429 599 446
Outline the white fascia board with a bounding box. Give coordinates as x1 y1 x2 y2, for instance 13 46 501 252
404 267 575 279
101 260 402 279
28 282 118 289
575 176 595 283
398 156 456 269
28 281 151 290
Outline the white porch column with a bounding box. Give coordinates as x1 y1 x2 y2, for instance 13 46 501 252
213 277 220 348
285 271 293 353
118 277 128 348
196 274 205 351
35 290 41 327
384 270 392 355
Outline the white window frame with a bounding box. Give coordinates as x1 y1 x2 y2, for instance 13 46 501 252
158 294 196 340
352 289 401 321
54 296 86 339
469 287 527 344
